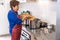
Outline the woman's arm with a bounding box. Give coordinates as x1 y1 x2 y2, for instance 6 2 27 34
9 12 23 24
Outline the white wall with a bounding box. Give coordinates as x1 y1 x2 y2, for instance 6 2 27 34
19 1 56 25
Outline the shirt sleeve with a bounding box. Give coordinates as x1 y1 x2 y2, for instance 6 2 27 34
9 12 22 24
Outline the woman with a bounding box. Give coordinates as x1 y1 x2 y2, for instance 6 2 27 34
8 0 24 40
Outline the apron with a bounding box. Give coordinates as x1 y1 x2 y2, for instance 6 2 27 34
12 15 22 40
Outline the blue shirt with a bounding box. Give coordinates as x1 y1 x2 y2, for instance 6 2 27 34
8 10 22 35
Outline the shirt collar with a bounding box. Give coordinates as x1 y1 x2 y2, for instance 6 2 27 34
11 9 18 15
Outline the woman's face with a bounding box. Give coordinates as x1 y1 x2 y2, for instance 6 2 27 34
12 5 19 12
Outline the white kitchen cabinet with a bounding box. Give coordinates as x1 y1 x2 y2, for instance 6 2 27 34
0 0 10 35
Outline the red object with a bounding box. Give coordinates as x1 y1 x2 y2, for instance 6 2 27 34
17 15 20 18
12 24 22 40
12 15 22 40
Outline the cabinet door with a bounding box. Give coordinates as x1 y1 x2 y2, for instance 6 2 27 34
0 0 10 35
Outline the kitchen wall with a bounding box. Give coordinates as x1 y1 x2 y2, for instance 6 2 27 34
19 0 56 25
